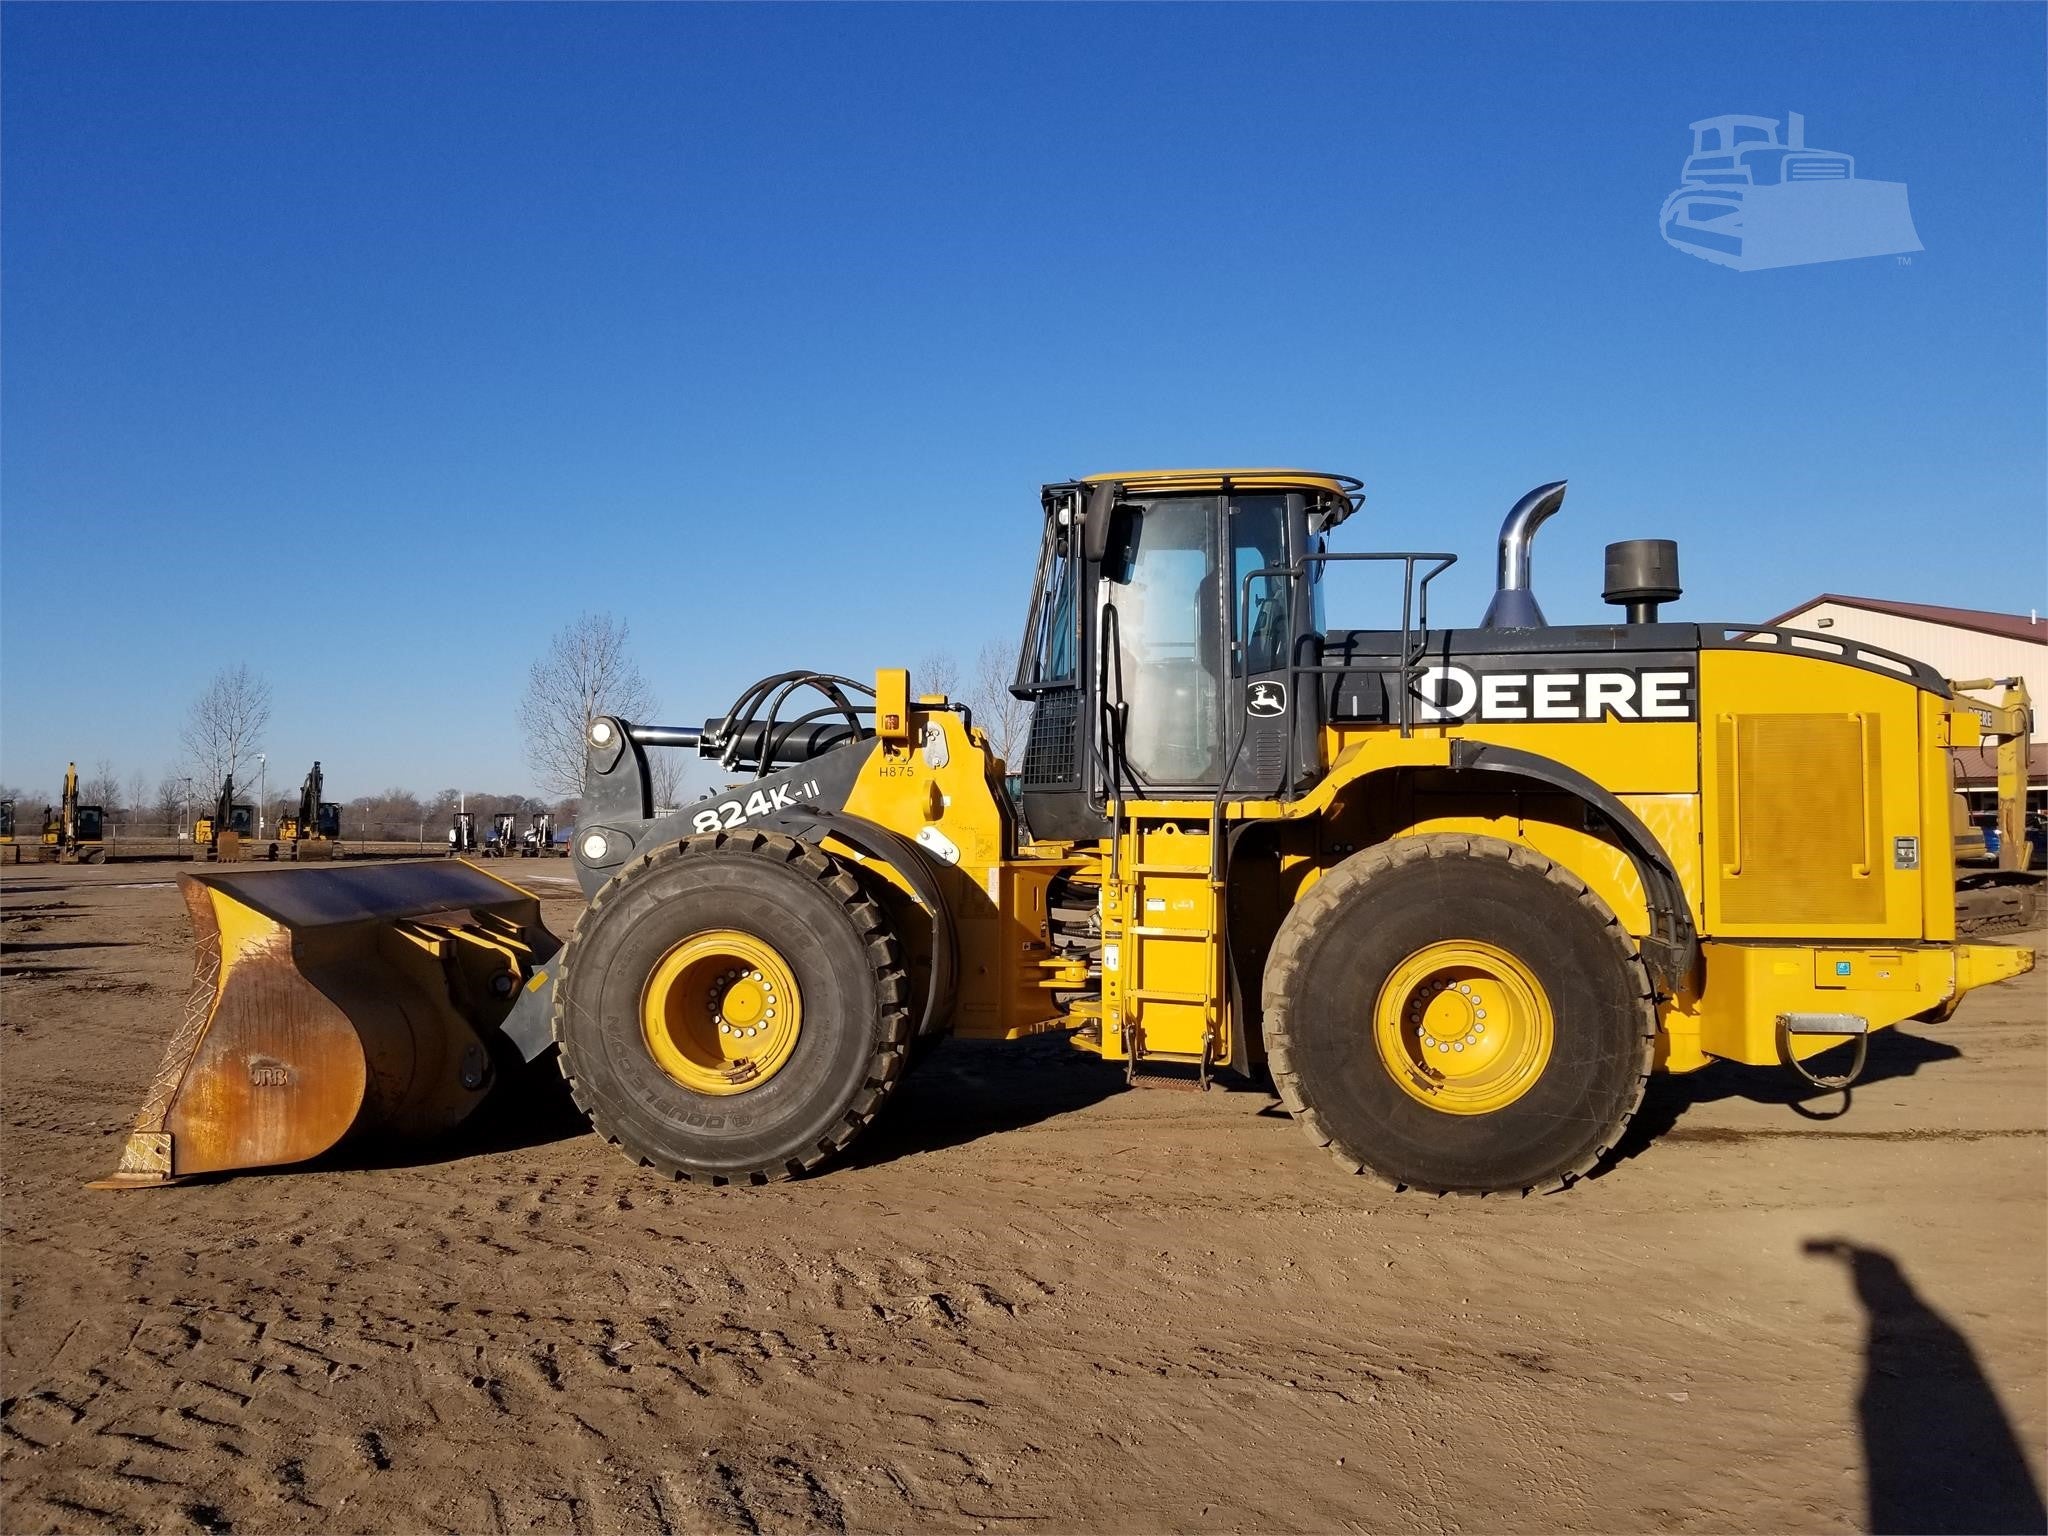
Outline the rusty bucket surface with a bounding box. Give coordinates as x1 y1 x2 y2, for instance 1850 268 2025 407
93 860 561 1188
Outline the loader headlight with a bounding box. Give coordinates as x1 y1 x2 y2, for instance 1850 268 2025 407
581 833 608 861
589 720 615 747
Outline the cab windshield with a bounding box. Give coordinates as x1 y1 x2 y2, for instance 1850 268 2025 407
1105 493 1292 787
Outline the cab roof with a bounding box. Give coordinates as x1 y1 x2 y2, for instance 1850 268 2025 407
1077 467 1359 495
1060 468 1364 530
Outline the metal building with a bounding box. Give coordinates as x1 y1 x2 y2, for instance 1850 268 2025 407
1765 594 2046 814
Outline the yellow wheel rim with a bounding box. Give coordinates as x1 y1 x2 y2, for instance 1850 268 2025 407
1372 940 1553 1115
640 929 802 1096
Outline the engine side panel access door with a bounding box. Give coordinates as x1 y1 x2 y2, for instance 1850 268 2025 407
1699 648 1927 940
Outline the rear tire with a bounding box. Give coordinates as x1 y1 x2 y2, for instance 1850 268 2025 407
1263 833 1655 1194
553 830 911 1184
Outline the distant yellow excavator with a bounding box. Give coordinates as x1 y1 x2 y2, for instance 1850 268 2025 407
191 775 255 863
39 763 106 864
1951 676 2039 932
271 761 342 861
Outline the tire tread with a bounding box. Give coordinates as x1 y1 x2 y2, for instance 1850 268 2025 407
551 830 912 1184
1263 832 1657 1195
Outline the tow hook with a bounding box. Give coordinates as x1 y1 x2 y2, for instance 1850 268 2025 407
1777 1012 1870 1091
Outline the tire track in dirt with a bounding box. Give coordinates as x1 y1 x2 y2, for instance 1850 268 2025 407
3 866 2043 1534
5 1197 1075 1534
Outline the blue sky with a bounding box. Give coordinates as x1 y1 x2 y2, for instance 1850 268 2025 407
4 2 2043 801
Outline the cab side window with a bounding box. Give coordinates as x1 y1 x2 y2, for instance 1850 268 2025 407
1231 495 1291 675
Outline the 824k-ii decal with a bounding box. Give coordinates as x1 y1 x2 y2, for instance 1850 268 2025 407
690 778 825 833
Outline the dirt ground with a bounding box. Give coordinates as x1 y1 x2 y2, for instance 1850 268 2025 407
2 859 2043 1536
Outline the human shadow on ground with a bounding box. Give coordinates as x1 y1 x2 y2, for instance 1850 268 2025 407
1603 1027 1963 1175
1805 1240 2046 1535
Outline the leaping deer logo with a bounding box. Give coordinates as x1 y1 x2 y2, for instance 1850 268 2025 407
1248 682 1288 718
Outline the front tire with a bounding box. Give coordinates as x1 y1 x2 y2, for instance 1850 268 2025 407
553 830 911 1184
1263 833 1655 1193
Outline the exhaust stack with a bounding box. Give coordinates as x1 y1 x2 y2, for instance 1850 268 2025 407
1480 481 1567 630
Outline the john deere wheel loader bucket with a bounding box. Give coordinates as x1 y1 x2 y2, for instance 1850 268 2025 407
92 861 560 1188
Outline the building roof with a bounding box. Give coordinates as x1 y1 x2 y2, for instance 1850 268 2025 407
1763 594 2047 646
1951 742 2048 788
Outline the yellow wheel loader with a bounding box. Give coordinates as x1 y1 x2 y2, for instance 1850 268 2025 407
99 471 2035 1192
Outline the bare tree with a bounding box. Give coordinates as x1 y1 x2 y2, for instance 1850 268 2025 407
970 641 1032 764
180 664 272 794
82 759 123 813
520 613 658 800
125 769 150 818
918 651 962 701
648 750 686 814
155 773 192 832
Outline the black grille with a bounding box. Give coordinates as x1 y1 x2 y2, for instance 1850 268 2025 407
1020 691 1080 788
1249 726 1285 786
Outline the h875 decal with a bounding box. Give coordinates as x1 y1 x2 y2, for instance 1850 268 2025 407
690 779 823 834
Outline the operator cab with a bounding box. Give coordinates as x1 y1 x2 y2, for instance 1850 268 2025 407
1013 470 1359 840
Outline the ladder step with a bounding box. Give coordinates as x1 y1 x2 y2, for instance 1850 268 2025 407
1130 989 1210 1005
1129 925 1208 939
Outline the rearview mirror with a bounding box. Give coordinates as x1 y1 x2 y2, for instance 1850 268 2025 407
1082 482 1122 563
1085 484 1145 581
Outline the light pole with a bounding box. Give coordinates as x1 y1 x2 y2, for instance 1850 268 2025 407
256 754 267 835
177 776 194 841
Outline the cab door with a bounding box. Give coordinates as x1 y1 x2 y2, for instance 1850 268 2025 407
1101 495 1226 791
1225 492 1313 797
1098 490 1311 799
